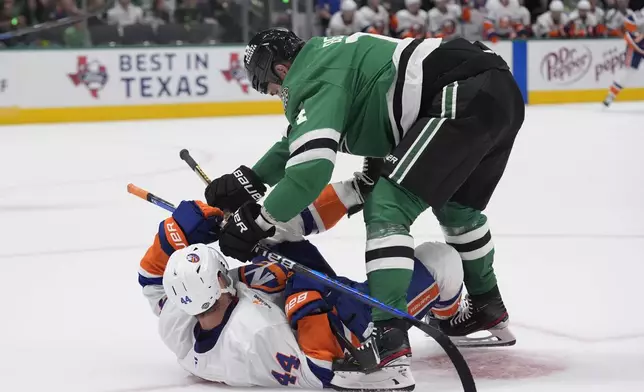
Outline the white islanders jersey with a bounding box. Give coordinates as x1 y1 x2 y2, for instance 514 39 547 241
533 11 569 37
395 9 428 32
327 11 361 36
605 8 635 31
157 282 323 389
356 5 390 34
427 5 462 34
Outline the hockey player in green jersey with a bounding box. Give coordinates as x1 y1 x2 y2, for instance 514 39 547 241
207 28 524 390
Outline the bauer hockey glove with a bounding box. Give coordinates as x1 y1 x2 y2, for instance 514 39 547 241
218 202 276 262
284 272 372 339
347 157 385 217
284 272 334 329
204 165 267 212
159 200 224 252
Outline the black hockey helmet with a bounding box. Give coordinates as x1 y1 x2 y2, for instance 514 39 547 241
244 28 305 94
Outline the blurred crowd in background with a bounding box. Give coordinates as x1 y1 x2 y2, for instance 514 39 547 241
0 0 642 47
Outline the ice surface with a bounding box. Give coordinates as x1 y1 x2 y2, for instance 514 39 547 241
1 102 643 392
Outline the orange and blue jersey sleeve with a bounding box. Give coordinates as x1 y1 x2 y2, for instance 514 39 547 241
139 217 193 314
139 231 172 315
263 179 362 244
139 200 224 315
299 180 362 236
283 274 364 387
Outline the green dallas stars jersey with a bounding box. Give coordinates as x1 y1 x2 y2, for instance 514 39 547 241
252 33 444 222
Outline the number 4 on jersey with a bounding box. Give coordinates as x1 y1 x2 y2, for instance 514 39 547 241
271 352 300 386
277 353 300 372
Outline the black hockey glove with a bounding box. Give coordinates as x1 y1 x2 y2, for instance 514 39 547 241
218 202 276 262
347 157 385 217
204 165 267 212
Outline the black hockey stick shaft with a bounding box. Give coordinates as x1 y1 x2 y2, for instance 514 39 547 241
179 149 211 185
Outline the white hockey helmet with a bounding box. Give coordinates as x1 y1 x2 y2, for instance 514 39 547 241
577 0 590 10
341 0 357 12
405 0 421 7
550 0 564 12
162 244 236 316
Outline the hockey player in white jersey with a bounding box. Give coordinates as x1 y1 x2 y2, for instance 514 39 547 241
588 0 605 25
356 0 390 35
484 0 530 40
516 0 531 27
157 244 324 388
603 9 644 107
394 0 428 38
604 0 635 36
460 0 489 41
137 175 500 390
327 0 361 37
566 0 603 37
532 0 569 38
427 0 462 37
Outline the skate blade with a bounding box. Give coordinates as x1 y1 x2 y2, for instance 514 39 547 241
331 386 415 392
450 325 517 348
331 365 415 392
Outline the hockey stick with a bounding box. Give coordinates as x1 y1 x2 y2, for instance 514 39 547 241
179 149 211 185
0 2 113 40
126 183 476 392
176 151 477 391
127 183 176 213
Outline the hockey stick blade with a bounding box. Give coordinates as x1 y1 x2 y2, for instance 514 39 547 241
253 245 477 392
179 149 211 185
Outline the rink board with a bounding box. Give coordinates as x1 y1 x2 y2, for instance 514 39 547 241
526 39 644 104
0 46 283 124
0 38 642 125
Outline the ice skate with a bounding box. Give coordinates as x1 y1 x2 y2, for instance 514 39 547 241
436 286 516 348
331 319 415 391
602 95 614 107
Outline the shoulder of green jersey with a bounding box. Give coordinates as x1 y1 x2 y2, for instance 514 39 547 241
286 128 341 169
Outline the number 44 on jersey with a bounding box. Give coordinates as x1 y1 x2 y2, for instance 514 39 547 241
271 352 301 386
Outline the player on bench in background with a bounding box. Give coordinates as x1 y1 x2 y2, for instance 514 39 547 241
137 174 466 391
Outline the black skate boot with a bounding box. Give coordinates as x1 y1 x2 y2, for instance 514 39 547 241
603 94 614 107
330 319 415 391
438 285 516 347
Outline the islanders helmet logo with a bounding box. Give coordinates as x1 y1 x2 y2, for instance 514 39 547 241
186 253 200 263
68 56 108 99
